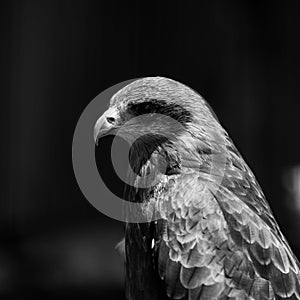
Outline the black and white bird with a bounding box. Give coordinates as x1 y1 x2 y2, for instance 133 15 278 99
94 77 300 300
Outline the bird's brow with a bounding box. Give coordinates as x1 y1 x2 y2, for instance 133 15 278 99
126 99 193 124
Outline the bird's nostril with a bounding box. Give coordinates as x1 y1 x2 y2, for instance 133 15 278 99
106 117 115 124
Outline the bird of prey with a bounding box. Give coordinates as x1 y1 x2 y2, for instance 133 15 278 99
94 77 300 300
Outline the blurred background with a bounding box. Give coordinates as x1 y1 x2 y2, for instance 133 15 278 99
1 0 300 298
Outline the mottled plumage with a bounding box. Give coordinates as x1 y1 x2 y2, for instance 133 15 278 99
94 77 300 300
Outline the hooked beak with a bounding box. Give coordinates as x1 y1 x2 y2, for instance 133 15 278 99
94 107 118 145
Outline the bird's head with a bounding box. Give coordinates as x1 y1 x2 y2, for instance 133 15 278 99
94 77 228 194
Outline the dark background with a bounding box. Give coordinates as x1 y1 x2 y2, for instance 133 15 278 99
1 0 300 298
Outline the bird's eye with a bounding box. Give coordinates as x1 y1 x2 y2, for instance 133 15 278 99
106 117 116 124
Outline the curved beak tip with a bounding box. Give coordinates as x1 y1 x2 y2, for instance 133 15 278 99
93 129 99 145
94 108 118 145
94 117 109 145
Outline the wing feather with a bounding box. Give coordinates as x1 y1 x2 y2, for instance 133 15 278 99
155 142 300 300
